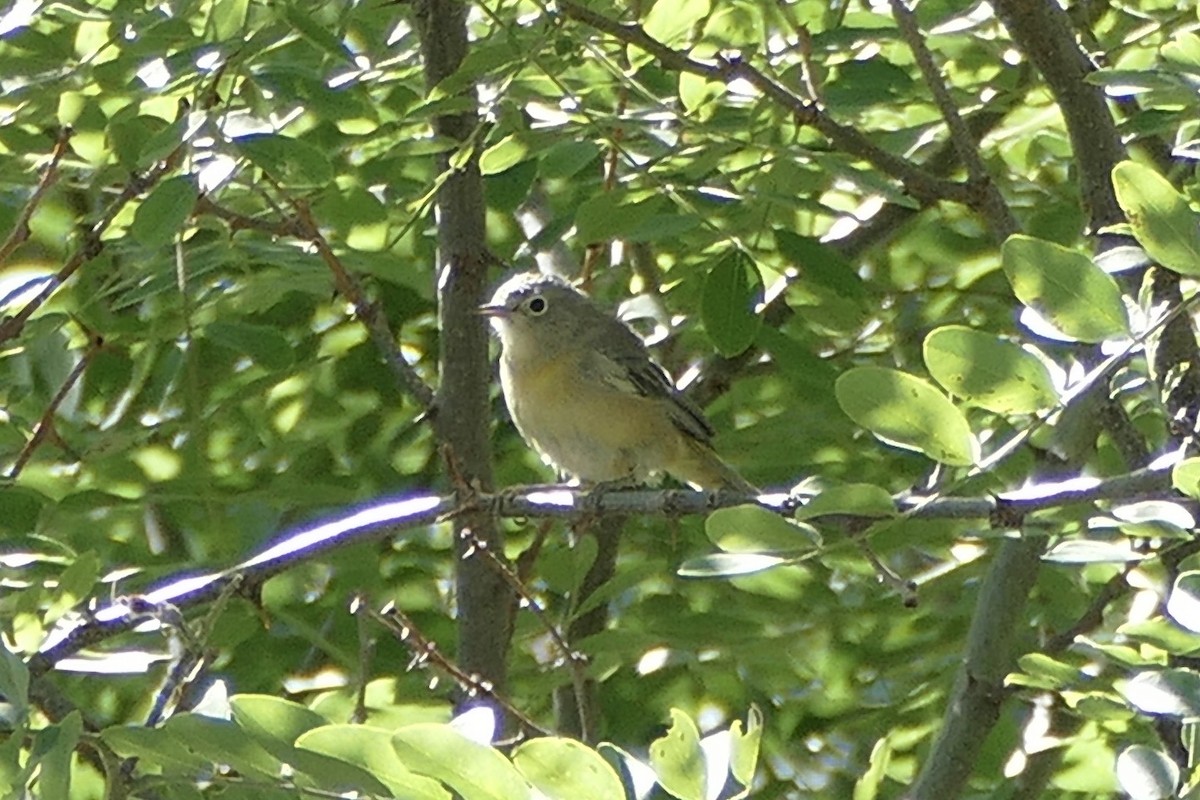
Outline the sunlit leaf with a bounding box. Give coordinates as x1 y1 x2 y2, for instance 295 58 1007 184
835 367 978 466
649 709 705 800
923 326 1058 413
1116 745 1179 800
1122 669 1200 717
1002 235 1129 342
677 553 786 578
1113 161 1200 277
512 737 625 800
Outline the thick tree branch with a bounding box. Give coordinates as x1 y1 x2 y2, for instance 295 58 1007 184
906 534 1046 800
992 0 1125 232
413 0 514 692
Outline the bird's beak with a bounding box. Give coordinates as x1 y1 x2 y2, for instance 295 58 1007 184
478 302 510 317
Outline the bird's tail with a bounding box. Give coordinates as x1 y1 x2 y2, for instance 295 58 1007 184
673 438 759 494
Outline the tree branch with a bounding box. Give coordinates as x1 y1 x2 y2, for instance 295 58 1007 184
413 0 514 694
28 463 1177 676
906 534 1046 800
555 0 971 206
889 0 1018 238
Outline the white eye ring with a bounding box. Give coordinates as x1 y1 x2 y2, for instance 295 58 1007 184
526 295 547 315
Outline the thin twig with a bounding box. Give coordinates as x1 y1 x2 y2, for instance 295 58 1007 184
459 527 593 737
0 127 73 265
888 0 1019 238
7 337 102 478
361 599 549 737
556 0 970 205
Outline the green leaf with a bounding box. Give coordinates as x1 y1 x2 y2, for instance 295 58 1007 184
796 483 897 521
0 486 48 535
1122 669 1200 718
538 140 599 180
677 553 786 578
163 714 284 781
138 116 189 165
235 133 335 187
1119 618 1200 655
834 367 978 466
297 725 450 800
855 735 893 800
0 641 29 722
1014 653 1081 689
231 694 328 745
203 321 295 370
774 229 866 298
1168 572 1200 634
392 724 532 800
1071 691 1137 722
100 726 214 773
283 2 352 62
130 175 199 249
1113 161 1200 277
642 0 711 47
1116 745 1179 800
511 737 625 800
649 709 705 800
701 250 763 357
232 696 394 795
706 505 816 552
728 707 762 788
30 711 81 799
574 193 658 243
480 134 531 175
1172 458 1200 500
923 326 1058 414
1002 235 1129 342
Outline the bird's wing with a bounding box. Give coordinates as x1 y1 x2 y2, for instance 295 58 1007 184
587 341 716 444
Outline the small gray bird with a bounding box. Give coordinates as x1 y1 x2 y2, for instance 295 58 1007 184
481 272 756 493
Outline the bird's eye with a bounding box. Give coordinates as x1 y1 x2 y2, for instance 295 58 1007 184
526 295 547 315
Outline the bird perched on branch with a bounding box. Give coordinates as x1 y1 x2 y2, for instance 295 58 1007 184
481 272 757 493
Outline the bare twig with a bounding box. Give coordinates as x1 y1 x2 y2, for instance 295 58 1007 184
362 600 549 737
459 528 593 738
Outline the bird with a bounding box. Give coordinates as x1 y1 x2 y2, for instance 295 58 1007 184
481 271 757 493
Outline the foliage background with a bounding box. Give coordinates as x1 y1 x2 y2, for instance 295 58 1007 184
2 0 1200 798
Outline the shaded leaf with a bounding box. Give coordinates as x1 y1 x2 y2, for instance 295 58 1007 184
701 250 763 356
130 175 198 249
